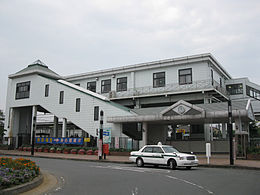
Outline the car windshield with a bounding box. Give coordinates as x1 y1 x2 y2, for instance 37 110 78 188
162 146 179 153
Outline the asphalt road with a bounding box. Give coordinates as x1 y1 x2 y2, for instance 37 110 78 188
13 157 260 195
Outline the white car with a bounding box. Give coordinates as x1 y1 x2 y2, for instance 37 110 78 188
129 143 198 170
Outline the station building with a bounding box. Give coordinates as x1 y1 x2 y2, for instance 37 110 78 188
4 53 260 154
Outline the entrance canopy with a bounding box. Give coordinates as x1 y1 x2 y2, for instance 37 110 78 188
107 100 255 124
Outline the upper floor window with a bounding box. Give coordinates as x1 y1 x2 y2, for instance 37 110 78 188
45 84 49 97
59 91 64 104
246 86 260 100
226 84 243 95
153 72 165 88
179 68 192 85
15 81 30 100
101 79 111 93
76 98 80 112
117 77 127 91
87 81 96 92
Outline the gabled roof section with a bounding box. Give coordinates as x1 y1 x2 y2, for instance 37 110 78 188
160 100 204 116
9 60 61 79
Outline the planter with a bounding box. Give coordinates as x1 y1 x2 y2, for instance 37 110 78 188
78 149 85 155
23 147 27 152
26 147 31 152
43 148 49 153
50 149 56 153
247 153 260 160
37 148 43 152
63 149 70 154
109 151 130 156
71 149 77 154
86 150 93 155
18 147 23 151
94 150 99 155
56 150 62 153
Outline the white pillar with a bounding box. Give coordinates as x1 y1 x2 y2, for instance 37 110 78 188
31 106 37 144
8 108 14 145
62 118 67 138
222 123 227 139
139 122 148 148
53 116 58 137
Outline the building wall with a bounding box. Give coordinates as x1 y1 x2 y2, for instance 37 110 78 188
4 74 135 138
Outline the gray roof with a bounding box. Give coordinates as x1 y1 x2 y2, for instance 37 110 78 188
132 100 250 116
9 60 61 79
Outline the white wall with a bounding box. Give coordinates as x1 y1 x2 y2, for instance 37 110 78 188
5 74 135 137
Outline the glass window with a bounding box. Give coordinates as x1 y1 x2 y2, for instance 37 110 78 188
117 77 127 91
153 72 165 88
246 85 260 100
162 146 179 153
152 147 164 153
101 79 111 93
75 83 80 86
179 68 192 85
142 147 153 153
45 84 49 97
15 81 30 99
59 91 64 104
94 106 99 121
76 98 80 112
226 84 243 95
87 81 96 92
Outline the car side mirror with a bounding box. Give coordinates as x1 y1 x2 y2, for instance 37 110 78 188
173 152 177 156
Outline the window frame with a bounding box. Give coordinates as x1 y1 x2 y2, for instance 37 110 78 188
87 81 96 92
101 79 111 93
59 91 64 104
76 98 80 112
117 77 127 92
15 81 31 100
226 84 243 95
45 84 49 97
94 106 99 121
153 72 165 88
179 68 192 85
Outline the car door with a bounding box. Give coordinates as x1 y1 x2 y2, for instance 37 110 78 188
141 146 154 164
152 146 165 164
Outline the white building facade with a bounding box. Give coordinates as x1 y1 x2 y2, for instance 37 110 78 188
4 54 259 154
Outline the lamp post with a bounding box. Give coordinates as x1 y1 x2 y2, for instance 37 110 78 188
228 99 234 165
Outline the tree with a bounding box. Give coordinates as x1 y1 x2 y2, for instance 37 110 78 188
249 121 260 138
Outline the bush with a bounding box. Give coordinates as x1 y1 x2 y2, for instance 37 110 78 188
247 146 260 154
0 157 40 189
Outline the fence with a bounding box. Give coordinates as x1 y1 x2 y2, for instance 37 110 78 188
109 137 139 150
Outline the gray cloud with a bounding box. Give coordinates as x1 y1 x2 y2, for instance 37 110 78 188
0 0 259 111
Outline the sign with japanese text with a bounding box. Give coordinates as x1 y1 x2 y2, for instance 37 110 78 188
103 127 111 144
35 137 83 145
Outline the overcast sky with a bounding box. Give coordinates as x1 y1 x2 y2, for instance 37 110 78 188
0 0 260 112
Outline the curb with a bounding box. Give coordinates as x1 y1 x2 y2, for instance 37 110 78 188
0 173 43 195
1 153 260 171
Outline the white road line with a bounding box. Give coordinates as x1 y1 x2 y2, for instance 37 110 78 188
91 165 145 173
166 175 214 194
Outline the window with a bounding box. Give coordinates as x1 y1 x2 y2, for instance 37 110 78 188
226 84 243 95
152 147 164 153
15 81 30 99
101 79 111 93
117 77 127 91
179 68 192 85
59 91 64 104
153 72 165 88
76 98 80 112
246 86 260 100
87 81 96 92
142 147 153 153
219 78 222 88
45 84 49 97
94 106 99 121
75 83 80 86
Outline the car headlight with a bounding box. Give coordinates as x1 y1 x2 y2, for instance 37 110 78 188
179 156 185 160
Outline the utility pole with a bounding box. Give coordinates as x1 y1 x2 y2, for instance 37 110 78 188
228 99 234 165
98 110 104 160
31 116 36 156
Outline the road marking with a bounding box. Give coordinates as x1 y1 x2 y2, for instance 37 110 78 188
166 175 214 194
91 165 145 173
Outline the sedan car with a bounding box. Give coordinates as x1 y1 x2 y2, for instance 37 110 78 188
129 143 198 170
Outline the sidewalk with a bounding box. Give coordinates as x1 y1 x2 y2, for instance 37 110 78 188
1 150 260 170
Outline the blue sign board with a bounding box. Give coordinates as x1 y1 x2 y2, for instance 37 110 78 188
35 137 83 145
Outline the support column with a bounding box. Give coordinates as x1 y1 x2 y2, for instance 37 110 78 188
53 116 58 137
139 122 148 148
204 124 211 141
30 106 37 145
8 108 14 146
62 118 67 138
222 123 227 139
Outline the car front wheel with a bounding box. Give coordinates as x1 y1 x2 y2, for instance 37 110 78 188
136 158 144 167
169 159 177 170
